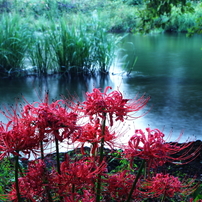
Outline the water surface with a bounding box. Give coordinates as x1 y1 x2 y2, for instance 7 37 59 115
0 33 202 143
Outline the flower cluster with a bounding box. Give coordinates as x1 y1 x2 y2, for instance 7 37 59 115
52 156 107 198
22 96 79 142
9 160 52 201
72 119 117 155
143 173 198 200
105 170 139 201
0 119 39 160
0 87 200 202
79 86 150 126
124 128 200 169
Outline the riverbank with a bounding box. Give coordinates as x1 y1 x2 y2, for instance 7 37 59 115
19 140 202 180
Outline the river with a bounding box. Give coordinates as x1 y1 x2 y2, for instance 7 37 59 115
0 33 202 145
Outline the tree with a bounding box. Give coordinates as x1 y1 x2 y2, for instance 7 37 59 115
137 0 195 33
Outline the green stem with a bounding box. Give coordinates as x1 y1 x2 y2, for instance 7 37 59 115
126 160 145 202
40 140 44 160
160 188 167 202
72 184 75 200
96 113 106 202
42 169 53 202
15 151 21 202
39 159 54 202
40 138 53 201
54 134 63 201
45 186 54 202
55 137 61 174
144 161 147 178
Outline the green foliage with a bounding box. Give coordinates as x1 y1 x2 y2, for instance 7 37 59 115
163 7 196 32
47 17 91 74
108 149 133 172
0 0 201 35
190 183 202 201
145 0 193 17
187 3 202 36
0 8 121 76
0 14 32 76
90 23 117 73
124 0 143 5
0 0 11 13
28 30 55 75
136 0 197 33
45 16 118 74
0 157 15 198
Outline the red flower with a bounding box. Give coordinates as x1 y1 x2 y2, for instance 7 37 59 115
124 128 200 169
9 159 53 202
105 170 141 201
72 119 117 155
0 120 40 160
149 173 182 197
63 190 96 202
0 95 79 159
143 173 197 199
53 156 107 198
78 86 150 126
22 96 79 143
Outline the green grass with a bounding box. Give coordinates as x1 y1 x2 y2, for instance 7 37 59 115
47 17 91 74
0 157 15 200
32 15 119 75
28 30 54 75
0 14 32 76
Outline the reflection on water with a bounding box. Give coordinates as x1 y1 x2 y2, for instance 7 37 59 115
114 33 202 142
0 33 202 144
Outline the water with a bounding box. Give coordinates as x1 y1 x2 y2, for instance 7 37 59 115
0 33 202 145
115 33 202 142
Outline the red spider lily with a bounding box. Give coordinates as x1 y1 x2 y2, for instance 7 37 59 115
0 120 40 160
52 155 107 198
9 159 53 202
124 128 200 169
142 173 198 199
72 119 118 155
22 97 79 143
0 96 79 159
0 102 41 159
104 170 142 201
63 190 96 202
78 86 150 126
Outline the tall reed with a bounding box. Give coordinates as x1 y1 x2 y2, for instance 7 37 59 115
0 14 32 76
47 17 88 74
0 12 121 76
88 13 123 73
28 30 54 75
47 16 118 75
90 27 117 73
